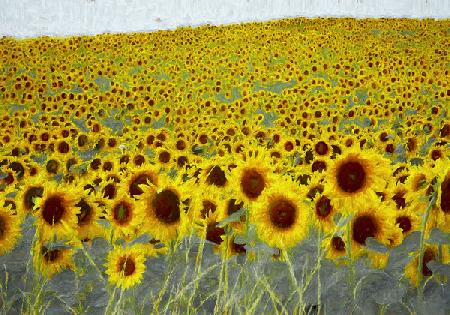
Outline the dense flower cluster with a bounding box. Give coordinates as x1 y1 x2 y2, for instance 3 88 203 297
0 17 449 291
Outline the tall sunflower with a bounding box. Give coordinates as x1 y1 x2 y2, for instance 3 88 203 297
433 158 450 232
137 173 191 243
15 173 46 219
229 144 276 205
348 197 402 259
251 178 310 249
104 188 144 241
105 244 146 290
324 147 390 213
32 242 74 278
32 182 82 241
0 204 22 256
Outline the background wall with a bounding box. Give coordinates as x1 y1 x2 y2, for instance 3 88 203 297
1 0 449 38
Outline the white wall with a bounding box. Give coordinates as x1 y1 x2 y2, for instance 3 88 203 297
1 0 449 38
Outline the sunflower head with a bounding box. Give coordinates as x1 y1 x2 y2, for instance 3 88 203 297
251 178 310 249
105 245 146 290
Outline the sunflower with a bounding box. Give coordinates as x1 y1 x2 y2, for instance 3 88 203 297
312 193 338 234
251 178 310 249
123 162 160 199
32 181 82 241
214 234 254 261
229 145 276 205
0 204 22 256
348 197 402 258
15 173 46 219
105 188 144 241
195 155 233 190
322 234 348 264
105 244 146 290
32 242 74 278
191 187 228 246
137 173 191 243
434 158 450 232
404 245 439 287
324 147 390 213
75 191 105 241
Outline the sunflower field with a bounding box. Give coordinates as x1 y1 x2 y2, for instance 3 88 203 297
0 17 449 314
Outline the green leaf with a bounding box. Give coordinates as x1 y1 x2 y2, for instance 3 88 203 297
217 207 246 228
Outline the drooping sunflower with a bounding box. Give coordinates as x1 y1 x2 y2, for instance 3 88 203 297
0 204 22 256
348 197 402 259
324 147 391 213
404 245 439 287
191 187 228 246
32 242 74 278
104 244 146 290
137 173 191 243
32 181 82 241
251 178 310 249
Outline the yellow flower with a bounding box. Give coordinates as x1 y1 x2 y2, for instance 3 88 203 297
229 144 277 205
433 158 450 232
251 178 310 249
325 147 390 213
322 234 348 265
105 245 146 290
348 197 402 259
15 172 46 219
137 172 191 243
33 181 82 241
104 188 144 241
0 204 22 256
32 242 74 278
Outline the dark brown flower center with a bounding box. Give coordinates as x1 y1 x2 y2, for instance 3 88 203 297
440 176 450 213
396 215 412 234
118 256 136 276
312 160 327 173
206 222 225 245
331 236 346 252
76 198 92 226
206 166 227 187
103 183 117 199
422 248 435 277
158 151 171 163
315 196 332 218
352 214 378 245
152 189 180 224
129 172 156 198
200 200 216 219
24 186 44 211
42 247 60 262
241 168 265 200
42 195 66 225
46 159 59 174
113 201 132 225
227 199 243 216
269 198 297 229
0 215 6 240
315 141 329 155
392 191 406 209
337 160 366 193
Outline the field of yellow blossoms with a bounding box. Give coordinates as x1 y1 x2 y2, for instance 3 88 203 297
0 17 449 314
